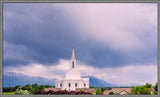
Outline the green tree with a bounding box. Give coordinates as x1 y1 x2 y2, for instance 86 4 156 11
96 89 102 95
154 83 158 91
14 85 21 91
131 84 151 95
101 87 106 93
32 83 39 92
131 87 136 95
89 86 95 88
142 88 150 95
3 87 14 92
22 84 32 92
145 83 152 88
135 86 143 94
44 85 53 88
39 85 44 91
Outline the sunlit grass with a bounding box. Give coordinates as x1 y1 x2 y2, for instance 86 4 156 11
3 92 14 95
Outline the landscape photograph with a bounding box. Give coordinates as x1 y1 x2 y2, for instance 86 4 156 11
3 3 158 95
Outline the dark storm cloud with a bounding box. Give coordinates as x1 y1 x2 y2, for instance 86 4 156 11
3 3 79 66
3 3 157 68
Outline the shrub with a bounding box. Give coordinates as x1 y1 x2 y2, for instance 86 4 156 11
109 92 114 95
90 91 95 95
35 90 92 95
153 91 157 95
14 88 31 95
64 88 67 91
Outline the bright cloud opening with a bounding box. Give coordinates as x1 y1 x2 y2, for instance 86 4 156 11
4 59 157 86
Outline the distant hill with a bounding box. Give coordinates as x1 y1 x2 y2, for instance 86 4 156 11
3 72 55 87
4 72 118 87
82 75 116 87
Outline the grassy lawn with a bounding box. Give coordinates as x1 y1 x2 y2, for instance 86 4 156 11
3 92 14 95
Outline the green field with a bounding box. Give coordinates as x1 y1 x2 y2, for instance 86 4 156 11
3 92 14 95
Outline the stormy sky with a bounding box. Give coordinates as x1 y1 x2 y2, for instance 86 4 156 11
3 3 157 86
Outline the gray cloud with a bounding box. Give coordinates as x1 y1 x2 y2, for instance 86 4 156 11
3 3 157 68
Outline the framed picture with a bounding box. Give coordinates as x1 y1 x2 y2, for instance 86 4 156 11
0 0 159 97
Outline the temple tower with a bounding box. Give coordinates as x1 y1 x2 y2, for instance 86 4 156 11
65 48 81 79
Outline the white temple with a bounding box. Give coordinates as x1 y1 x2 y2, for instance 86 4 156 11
55 48 89 91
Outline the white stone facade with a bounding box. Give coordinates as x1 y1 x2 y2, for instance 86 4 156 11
55 48 89 91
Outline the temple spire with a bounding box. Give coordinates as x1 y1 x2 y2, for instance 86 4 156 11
71 47 76 69
72 47 75 59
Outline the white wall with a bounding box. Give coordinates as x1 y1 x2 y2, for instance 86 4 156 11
55 78 89 91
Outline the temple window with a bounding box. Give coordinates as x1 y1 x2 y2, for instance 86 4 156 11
60 83 62 87
75 83 77 87
69 83 71 87
72 61 74 68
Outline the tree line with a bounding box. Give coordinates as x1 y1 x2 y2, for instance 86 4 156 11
3 83 55 94
131 83 158 95
3 83 158 95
